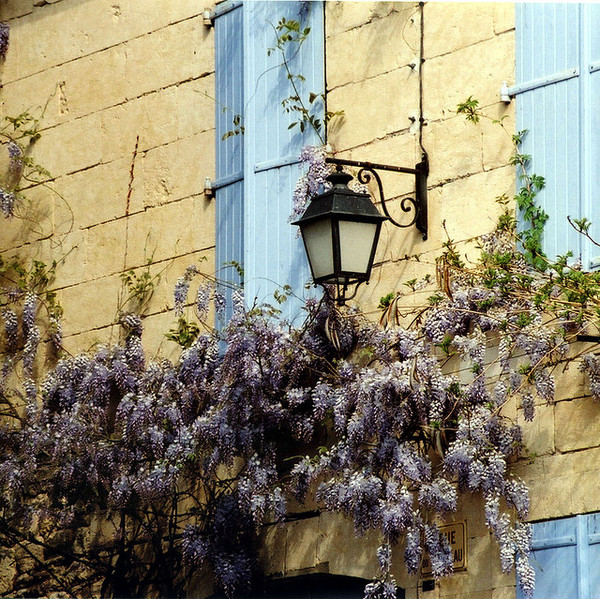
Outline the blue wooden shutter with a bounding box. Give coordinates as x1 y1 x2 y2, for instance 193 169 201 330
214 1 244 322
517 513 600 599
582 4 600 269
518 516 579 598
243 0 324 323
513 3 582 264
513 4 600 268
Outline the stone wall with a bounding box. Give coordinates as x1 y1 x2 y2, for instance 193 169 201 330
2 2 599 599
0 0 216 360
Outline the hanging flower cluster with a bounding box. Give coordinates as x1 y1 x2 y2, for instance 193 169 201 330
0 23 9 61
290 144 331 223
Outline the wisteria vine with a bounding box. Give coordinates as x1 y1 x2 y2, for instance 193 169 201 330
4 131 600 599
3 224 587 598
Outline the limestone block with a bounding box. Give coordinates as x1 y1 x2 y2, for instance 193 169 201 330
0 191 53 250
570 470 600 515
455 494 488 539
480 108 516 172
425 3 499 59
137 130 215 212
98 106 151 171
185 566 215 599
51 157 133 231
424 32 515 124
325 1 399 37
55 48 128 126
57 273 122 337
518 403 555 457
526 471 579 521
259 523 286 577
0 229 87 296
436 167 512 243
489 550 515 590
410 172 501 273
327 67 419 152
374 209 427 263
0 1 34 20
491 587 516 599
440 590 492 599
115 257 170 319
493 3 515 36
555 396 600 452
124 194 215 270
86 217 131 280
419 581 441 599
426 116 484 186
571 446 600 474
25 106 211 189
336 133 421 169
60 322 119 356
132 79 215 153
438 534 493 595
37 230 87 290
284 517 320 574
0 68 71 134
139 310 186 364
2 46 214 139
30 111 104 178
2 0 206 84
554 359 589 402
326 6 419 90
517 459 575 521
177 75 216 139
355 256 435 314
123 17 213 103
317 512 379 581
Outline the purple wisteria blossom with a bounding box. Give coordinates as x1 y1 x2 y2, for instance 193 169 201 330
1 187 16 218
290 145 331 223
0 22 9 60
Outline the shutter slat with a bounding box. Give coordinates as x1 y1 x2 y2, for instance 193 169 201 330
215 3 245 322
515 3 583 264
582 4 600 269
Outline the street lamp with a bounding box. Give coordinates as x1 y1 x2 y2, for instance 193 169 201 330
293 169 387 304
293 155 429 304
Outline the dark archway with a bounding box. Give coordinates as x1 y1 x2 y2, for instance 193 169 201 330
212 574 406 599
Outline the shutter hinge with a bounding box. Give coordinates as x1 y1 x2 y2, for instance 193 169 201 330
204 177 214 199
203 8 213 27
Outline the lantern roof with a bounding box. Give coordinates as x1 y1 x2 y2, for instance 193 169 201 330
292 171 388 227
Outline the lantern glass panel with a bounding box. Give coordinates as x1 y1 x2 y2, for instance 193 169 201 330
339 220 378 275
302 218 334 280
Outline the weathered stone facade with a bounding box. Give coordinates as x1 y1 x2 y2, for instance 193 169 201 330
0 0 216 360
1 2 598 599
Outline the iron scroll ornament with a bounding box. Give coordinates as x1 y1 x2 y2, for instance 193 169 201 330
325 155 429 240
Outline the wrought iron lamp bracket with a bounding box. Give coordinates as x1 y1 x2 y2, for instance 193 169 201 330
325 155 429 240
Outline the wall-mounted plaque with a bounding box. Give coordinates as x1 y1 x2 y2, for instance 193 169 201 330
420 521 467 576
